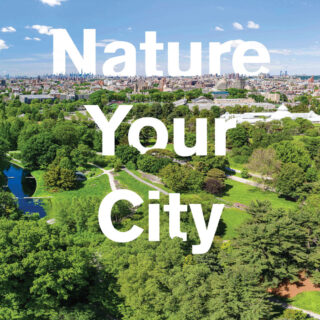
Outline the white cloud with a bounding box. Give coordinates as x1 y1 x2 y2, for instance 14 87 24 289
127 27 132 31
0 39 9 50
269 49 291 55
96 39 118 47
27 25 53 35
40 0 66 6
215 26 224 32
232 22 243 30
25 36 41 41
1 26 16 33
247 21 260 29
225 39 244 48
2 57 37 62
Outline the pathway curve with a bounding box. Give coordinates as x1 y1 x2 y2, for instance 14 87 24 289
123 168 169 195
47 164 117 225
230 168 273 180
89 163 117 191
275 299 320 319
227 175 275 191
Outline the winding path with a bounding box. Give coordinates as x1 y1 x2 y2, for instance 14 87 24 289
231 168 273 180
48 164 117 225
227 175 275 191
123 168 169 195
89 163 117 191
274 299 320 319
227 167 275 191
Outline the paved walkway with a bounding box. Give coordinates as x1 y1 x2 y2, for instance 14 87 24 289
231 168 273 180
286 304 320 319
275 299 320 319
227 175 275 191
123 168 169 195
89 163 117 191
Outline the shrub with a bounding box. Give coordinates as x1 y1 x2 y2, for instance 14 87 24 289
114 159 123 172
115 145 140 164
126 161 137 170
204 178 225 195
241 168 250 179
44 164 77 191
137 154 172 174
279 309 308 320
159 163 203 193
206 168 226 184
305 128 319 137
94 155 117 168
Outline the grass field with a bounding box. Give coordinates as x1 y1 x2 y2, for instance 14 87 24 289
290 291 320 313
116 171 250 240
220 208 251 239
115 170 156 201
32 170 111 218
130 169 173 193
222 179 297 210
228 157 246 172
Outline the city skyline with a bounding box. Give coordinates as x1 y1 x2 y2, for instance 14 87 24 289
1 0 320 76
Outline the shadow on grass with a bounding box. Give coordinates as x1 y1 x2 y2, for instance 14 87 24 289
216 219 227 238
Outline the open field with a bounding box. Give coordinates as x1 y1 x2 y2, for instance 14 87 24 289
228 157 246 172
220 207 251 239
222 179 297 210
115 170 156 201
32 170 111 218
290 291 320 314
130 169 173 193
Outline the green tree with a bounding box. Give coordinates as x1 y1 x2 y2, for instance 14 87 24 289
207 265 274 319
137 154 172 174
71 144 95 167
227 125 249 148
224 201 308 288
0 191 23 220
44 163 77 190
247 148 281 177
20 132 58 169
272 141 311 171
205 168 226 184
0 219 115 319
115 145 140 165
160 163 203 192
275 163 306 199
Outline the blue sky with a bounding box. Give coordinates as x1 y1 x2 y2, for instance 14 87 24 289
0 0 320 76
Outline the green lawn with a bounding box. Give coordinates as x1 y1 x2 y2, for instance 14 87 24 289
220 208 251 239
166 143 175 153
31 170 111 218
222 179 297 210
228 157 246 172
130 169 173 193
290 291 320 313
115 170 156 202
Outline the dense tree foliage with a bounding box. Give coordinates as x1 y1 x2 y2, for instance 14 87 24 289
275 163 306 199
0 219 116 320
160 163 204 192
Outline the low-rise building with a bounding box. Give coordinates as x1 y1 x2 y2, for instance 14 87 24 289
19 94 55 104
220 104 320 124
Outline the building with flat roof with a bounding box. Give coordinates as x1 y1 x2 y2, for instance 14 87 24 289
19 94 55 104
220 104 320 124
